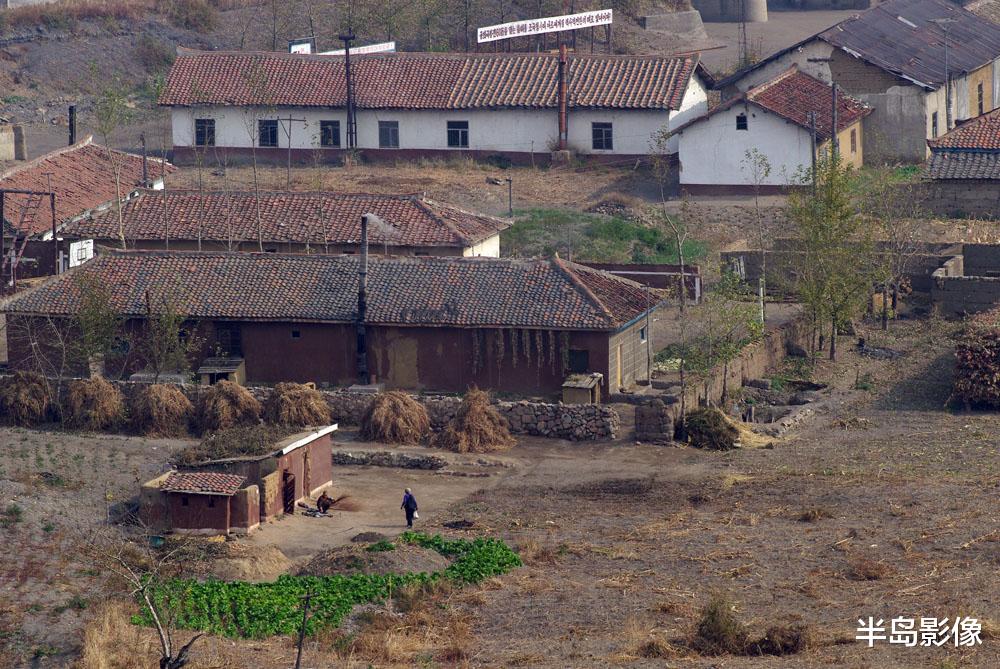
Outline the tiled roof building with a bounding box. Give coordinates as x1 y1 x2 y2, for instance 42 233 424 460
0 137 174 237
927 107 1000 180
161 50 711 163
713 0 1000 163
63 191 509 256
5 251 650 330
162 50 700 111
674 68 871 192
4 251 660 395
162 472 246 496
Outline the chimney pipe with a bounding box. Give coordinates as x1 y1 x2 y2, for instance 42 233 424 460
357 214 370 384
140 133 149 186
68 105 76 146
558 44 568 151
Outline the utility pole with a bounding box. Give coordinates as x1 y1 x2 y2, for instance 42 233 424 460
831 83 839 159
357 214 371 384
807 111 818 194
339 31 358 151
932 18 957 131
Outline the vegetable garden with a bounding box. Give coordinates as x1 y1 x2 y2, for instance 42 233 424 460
134 533 521 639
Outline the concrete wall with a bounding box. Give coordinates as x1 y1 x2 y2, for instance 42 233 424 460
933 274 1000 316
693 0 767 22
608 318 652 391
961 244 1000 277
0 126 14 162
678 102 815 186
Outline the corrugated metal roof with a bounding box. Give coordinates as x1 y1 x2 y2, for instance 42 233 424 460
819 0 1000 88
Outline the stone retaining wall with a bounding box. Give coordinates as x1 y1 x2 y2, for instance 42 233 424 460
114 382 619 441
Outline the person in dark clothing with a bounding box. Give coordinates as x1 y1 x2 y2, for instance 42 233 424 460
316 491 333 514
401 488 418 528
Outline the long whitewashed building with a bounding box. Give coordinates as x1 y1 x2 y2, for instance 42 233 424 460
160 49 711 165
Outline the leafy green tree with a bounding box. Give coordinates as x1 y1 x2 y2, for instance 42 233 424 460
72 273 124 377
138 289 202 382
787 153 876 360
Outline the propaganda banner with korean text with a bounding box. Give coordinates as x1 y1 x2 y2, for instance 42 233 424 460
320 41 397 56
477 9 613 44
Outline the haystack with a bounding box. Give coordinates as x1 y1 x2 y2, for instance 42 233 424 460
359 391 430 445
196 380 261 433
434 387 515 453
65 376 124 430
0 371 51 427
264 382 331 427
129 384 193 437
685 407 739 451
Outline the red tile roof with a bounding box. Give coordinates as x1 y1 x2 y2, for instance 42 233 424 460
928 107 1000 150
64 191 508 249
160 50 699 111
673 68 871 141
4 251 654 331
162 471 246 496
0 137 175 237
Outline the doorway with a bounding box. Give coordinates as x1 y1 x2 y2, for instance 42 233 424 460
616 344 623 389
282 471 296 514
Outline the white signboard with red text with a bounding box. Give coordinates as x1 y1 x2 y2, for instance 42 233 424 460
320 41 397 56
477 9 612 44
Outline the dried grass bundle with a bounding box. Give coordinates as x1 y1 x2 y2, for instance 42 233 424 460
196 380 261 433
264 382 331 427
434 387 515 453
359 391 431 445
128 384 193 437
65 376 124 430
0 371 51 427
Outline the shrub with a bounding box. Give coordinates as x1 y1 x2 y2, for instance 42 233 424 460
433 387 515 453
751 624 812 656
0 371 51 427
264 382 331 428
64 376 124 430
176 425 295 465
692 594 749 655
685 407 739 451
164 0 217 31
359 391 430 445
128 384 192 437
196 380 261 433
136 34 175 72
953 308 1000 408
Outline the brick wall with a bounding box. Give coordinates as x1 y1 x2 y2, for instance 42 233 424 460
608 318 651 392
914 180 1000 220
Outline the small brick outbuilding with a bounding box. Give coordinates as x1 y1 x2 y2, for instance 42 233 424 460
141 425 336 536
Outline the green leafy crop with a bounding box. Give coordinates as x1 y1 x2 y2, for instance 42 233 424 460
134 533 520 639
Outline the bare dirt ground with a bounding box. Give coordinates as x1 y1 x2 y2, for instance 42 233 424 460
3 315 1000 668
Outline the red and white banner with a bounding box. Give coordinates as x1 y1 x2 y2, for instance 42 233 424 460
320 41 397 56
477 9 612 44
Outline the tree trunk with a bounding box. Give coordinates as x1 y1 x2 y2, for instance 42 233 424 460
829 319 837 361
881 281 889 331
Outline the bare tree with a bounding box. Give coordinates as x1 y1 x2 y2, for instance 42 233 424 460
741 148 772 323
81 524 202 669
93 77 135 251
241 60 275 252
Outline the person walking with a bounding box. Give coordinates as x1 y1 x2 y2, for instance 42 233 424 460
401 488 418 528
